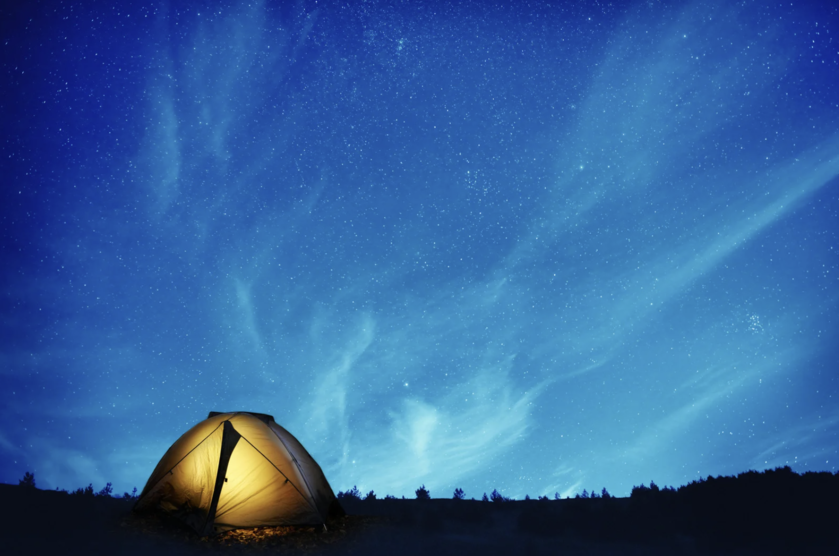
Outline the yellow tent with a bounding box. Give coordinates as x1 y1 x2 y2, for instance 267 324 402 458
135 411 342 535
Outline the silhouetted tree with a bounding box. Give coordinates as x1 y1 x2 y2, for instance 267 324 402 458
482 492 489 502
554 492 561 500
337 486 361 500
415 485 430 500
71 484 95 497
601 487 611 499
384 494 397 500
539 495 549 501
524 494 531 500
363 490 377 500
97 482 114 497
122 487 138 500
490 489 510 502
19 472 36 489
453 487 465 500
649 480 660 493
581 489 589 499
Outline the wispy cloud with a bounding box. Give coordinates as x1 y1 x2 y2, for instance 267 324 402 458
305 313 376 470
0 432 19 455
750 412 839 471
233 278 263 352
600 140 839 340
545 464 585 500
334 357 545 495
140 78 180 217
27 440 106 492
620 347 800 466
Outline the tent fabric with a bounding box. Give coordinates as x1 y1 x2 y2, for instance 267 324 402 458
135 412 341 535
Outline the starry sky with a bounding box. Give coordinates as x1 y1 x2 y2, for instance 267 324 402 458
2 0 838 500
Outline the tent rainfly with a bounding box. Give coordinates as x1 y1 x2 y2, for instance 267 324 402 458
134 411 343 535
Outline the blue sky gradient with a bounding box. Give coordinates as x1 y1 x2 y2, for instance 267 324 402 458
2 0 838 500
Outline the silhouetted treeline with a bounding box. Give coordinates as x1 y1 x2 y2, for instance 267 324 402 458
517 466 838 553
338 484 606 502
337 467 837 553
15 472 138 500
11 467 838 553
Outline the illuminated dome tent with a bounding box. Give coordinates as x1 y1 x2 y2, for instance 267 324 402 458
135 411 343 536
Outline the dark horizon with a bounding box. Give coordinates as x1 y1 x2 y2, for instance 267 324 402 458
5 464 838 555
10 463 837 506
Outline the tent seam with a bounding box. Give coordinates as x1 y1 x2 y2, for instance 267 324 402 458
135 420 225 507
234 432 322 521
266 424 325 523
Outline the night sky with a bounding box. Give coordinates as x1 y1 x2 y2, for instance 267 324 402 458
2 0 838 501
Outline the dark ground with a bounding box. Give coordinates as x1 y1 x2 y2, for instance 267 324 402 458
1 483 836 555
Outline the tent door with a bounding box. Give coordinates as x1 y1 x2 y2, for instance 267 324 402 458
200 419 241 536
